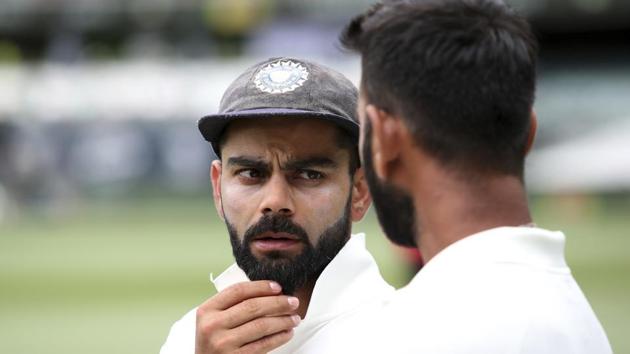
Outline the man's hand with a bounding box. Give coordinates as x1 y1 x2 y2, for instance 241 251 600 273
195 281 301 354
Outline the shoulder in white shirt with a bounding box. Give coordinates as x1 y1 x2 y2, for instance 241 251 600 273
322 226 612 354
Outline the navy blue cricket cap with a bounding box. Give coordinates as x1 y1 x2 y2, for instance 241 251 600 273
198 57 359 155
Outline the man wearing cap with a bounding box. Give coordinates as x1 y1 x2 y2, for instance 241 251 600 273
160 57 393 354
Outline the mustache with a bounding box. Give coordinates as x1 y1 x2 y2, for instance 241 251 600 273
243 214 309 244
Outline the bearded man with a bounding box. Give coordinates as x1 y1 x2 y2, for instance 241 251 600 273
160 57 393 354
318 0 613 353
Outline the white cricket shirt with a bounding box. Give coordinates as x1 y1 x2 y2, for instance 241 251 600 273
317 226 612 354
159 233 393 353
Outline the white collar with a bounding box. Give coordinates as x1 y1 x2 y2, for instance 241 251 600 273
415 226 568 280
211 233 393 323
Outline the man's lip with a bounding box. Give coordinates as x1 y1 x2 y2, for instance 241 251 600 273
252 232 301 241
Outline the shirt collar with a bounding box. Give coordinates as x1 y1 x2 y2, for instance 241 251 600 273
305 233 393 321
418 226 568 278
210 263 248 292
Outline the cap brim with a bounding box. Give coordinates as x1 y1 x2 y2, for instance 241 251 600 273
198 108 359 154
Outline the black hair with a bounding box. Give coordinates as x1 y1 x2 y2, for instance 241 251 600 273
341 0 538 177
335 128 361 176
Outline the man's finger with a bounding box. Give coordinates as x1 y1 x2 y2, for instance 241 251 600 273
221 295 299 328
237 329 295 354
202 281 282 311
234 315 300 349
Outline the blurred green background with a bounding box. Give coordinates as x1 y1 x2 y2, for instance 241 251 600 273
2 0 629 353
1 195 628 354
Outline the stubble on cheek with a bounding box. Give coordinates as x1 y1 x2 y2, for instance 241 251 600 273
300 190 347 243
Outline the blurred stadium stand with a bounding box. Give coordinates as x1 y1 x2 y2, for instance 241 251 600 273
1 0 629 220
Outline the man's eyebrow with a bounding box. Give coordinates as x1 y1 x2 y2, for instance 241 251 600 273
226 156 269 169
283 157 338 170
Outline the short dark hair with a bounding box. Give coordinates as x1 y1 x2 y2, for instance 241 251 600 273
336 127 361 176
341 0 538 177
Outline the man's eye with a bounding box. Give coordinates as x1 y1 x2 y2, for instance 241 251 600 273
237 169 262 179
297 170 324 180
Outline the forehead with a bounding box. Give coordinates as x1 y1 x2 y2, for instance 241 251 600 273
221 117 347 160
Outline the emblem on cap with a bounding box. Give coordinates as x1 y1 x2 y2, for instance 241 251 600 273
254 60 309 94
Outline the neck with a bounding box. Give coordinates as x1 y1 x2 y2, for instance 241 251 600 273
293 280 315 318
411 166 532 262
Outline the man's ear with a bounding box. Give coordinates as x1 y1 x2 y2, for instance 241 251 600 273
210 160 225 220
525 110 538 155
350 167 372 222
365 104 406 181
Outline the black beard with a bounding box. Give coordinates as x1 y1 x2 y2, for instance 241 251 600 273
362 120 418 247
225 197 352 295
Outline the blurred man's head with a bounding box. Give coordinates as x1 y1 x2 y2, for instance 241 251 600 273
199 58 370 295
341 0 538 247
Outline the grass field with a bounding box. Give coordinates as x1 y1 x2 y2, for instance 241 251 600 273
1 196 628 353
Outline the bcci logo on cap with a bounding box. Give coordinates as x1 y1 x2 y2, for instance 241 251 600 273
254 60 309 94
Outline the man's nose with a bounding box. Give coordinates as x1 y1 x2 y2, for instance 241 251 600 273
260 174 294 216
